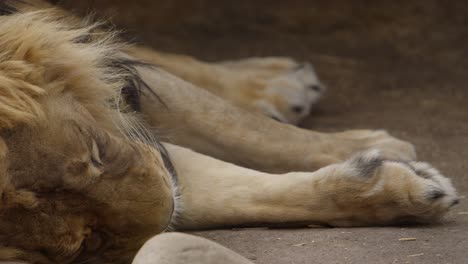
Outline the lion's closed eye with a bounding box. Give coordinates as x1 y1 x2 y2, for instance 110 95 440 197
67 139 104 180
90 140 103 168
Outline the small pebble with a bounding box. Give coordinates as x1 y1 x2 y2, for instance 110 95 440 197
292 243 307 247
399 237 417 241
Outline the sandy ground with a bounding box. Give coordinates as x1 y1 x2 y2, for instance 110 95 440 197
63 1 468 263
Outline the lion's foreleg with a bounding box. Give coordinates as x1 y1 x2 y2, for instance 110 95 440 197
165 144 458 229
132 233 253 264
137 66 415 173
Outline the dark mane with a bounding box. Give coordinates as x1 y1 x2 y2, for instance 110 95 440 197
110 59 166 112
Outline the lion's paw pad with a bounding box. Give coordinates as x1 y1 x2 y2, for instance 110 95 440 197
335 151 459 225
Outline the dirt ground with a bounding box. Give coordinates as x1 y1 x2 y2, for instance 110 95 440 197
63 1 468 263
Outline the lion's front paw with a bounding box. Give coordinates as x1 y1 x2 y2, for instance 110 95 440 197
254 62 325 124
222 58 325 124
365 130 417 161
327 150 459 226
335 130 417 162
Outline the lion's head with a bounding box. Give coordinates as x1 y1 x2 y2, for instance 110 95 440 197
0 6 175 264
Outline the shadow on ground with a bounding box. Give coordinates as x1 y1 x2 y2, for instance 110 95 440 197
62 1 468 263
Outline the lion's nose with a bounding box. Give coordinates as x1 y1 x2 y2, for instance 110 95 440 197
291 105 305 114
308 84 322 92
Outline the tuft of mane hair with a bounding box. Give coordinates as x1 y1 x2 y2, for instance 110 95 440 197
0 8 163 134
0 9 126 127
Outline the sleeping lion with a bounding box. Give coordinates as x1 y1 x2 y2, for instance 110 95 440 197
0 0 459 263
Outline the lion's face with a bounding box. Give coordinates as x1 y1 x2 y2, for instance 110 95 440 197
0 93 175 263
0 8 175 264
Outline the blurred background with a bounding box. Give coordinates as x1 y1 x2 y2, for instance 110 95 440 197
59 1 467 263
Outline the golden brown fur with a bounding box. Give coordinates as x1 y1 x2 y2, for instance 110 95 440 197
0 1 459 264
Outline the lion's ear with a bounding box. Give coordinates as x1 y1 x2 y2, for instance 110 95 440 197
0 63 45 129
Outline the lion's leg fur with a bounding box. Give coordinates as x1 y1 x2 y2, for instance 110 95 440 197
127 46 324 125
164 143 457 228
136 65 416 173
132 233 253 264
